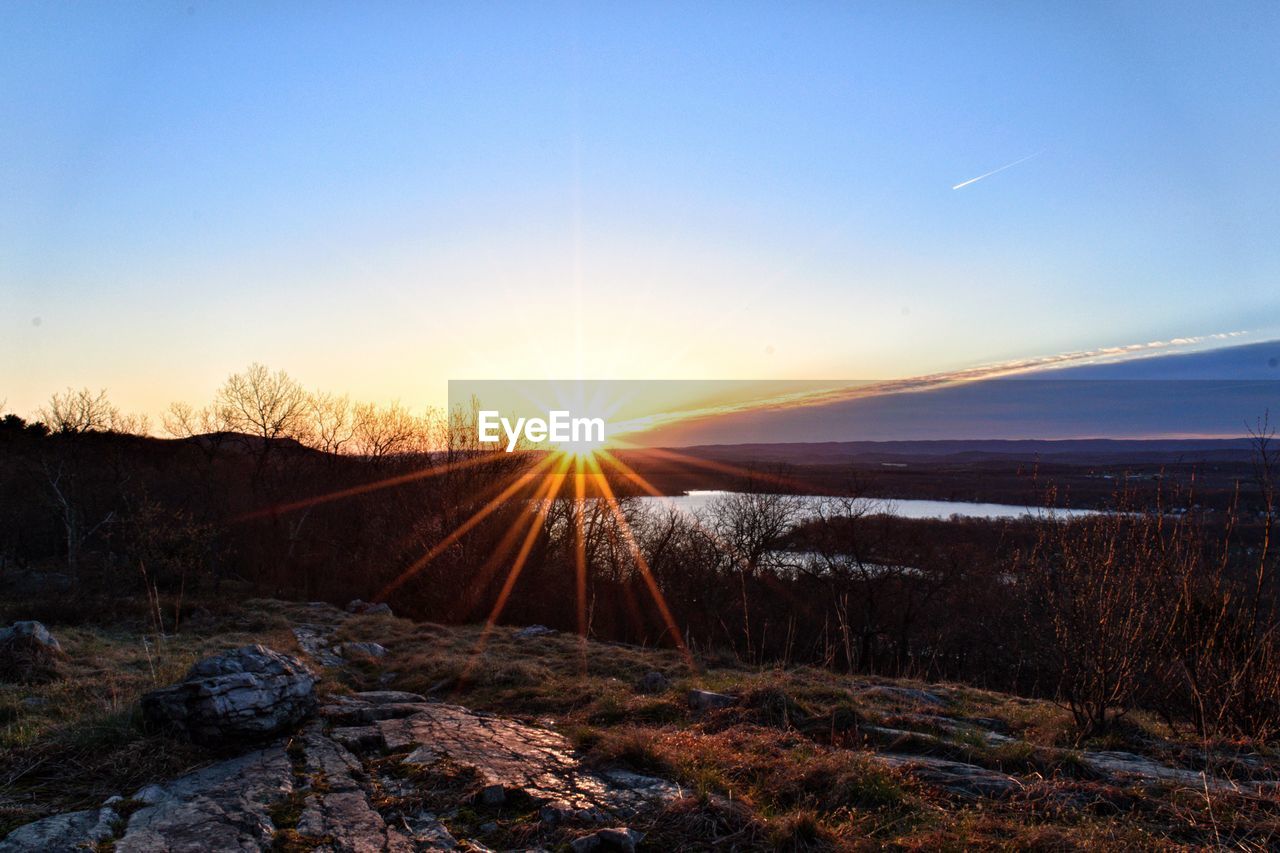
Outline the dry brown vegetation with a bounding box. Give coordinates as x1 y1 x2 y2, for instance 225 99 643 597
0 597 298 834
301 600 1280 849
8 598 1276 849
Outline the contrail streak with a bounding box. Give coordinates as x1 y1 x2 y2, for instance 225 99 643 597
952 150 1042 190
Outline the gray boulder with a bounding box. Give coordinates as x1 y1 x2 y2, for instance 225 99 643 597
571 827 644 852
337 641 387 660
141 645 315 746
635 671 671 694
345 599 394 616
0 620 65 683
687 689 737 711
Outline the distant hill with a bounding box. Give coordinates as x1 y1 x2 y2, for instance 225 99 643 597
175 431 319 455
665 437 1261 465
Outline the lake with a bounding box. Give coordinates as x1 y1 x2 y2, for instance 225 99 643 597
634 490 1100 521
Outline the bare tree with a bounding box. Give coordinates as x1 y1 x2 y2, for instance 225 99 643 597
41 460 115 577
214 363 310 445
309 392 356 455
706 490 805 661
162 401 214 438
39 388 146 434
351 401 429 459
707 490 805 577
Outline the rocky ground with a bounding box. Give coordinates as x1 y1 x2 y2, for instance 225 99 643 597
5 688 673 851
3 599 1280 850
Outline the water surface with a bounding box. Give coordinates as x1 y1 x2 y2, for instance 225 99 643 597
635 490 1099 521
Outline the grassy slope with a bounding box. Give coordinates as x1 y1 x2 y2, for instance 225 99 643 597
3 598 1279 850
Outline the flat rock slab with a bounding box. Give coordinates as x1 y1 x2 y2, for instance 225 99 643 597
2 750 298 852
293 624 344 668
120 747 295 852
302 725 365 791
400 812 460 850
1080 749 1239 792
856 685 949 708
3 692 679 852
687 689 737 711
878 753 1022 799
867 724 1253 796
294 718 455 852
0 806 118 852
338 699 681 816
321 691 429 726
353 691 429 704
297 790 414 852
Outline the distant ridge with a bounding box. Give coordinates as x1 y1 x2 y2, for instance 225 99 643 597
175 431 318 455
650 438 1260 465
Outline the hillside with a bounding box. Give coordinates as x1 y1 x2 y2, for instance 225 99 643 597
3 599 1279 851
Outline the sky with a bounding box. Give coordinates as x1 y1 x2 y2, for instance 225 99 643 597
449 341 1280 447
3 1 1280 423
638 345 1280 444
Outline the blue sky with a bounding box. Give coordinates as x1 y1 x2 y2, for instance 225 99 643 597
3 1 1278 419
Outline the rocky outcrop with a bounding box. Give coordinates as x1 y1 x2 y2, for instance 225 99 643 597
0 621 65 683
141 645 315 746
5 688 680 851
325 696 681 816
0 749 297 852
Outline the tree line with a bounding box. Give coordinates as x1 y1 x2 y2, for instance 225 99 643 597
1 367 1277 742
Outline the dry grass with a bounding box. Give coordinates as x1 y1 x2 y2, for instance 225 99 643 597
365 619 1280 849
5 597 1280 849
0 599 301 835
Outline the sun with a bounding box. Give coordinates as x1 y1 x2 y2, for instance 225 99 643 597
550 438 604 463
